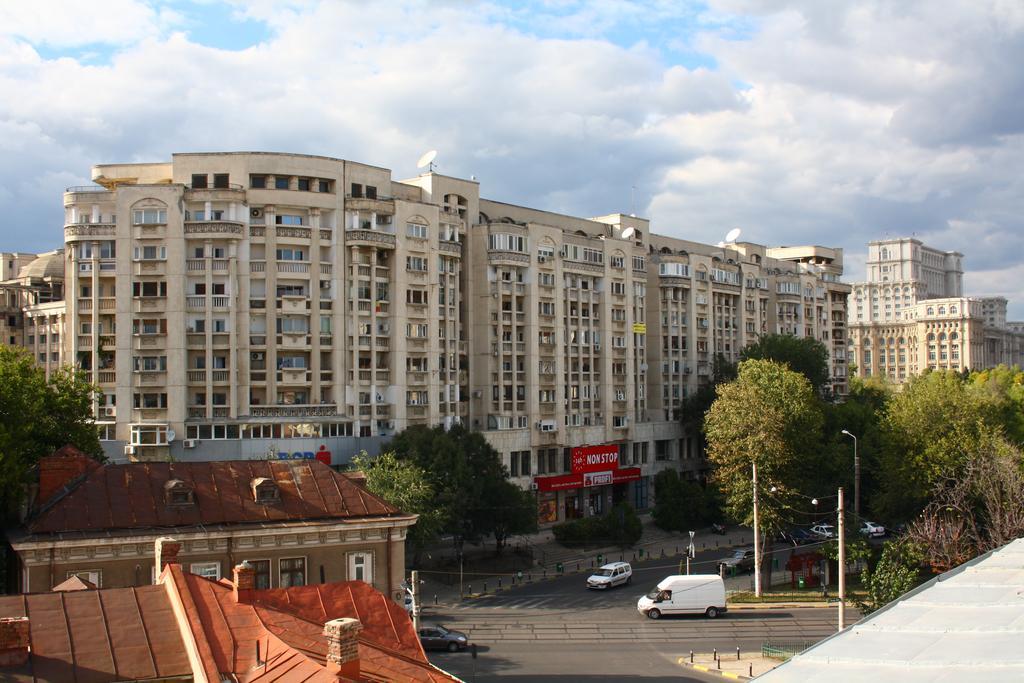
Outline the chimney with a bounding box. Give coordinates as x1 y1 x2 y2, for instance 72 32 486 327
233 562 255 604
324 617 362 680
0 617 30 667
37 445 101 506
154 537 181 576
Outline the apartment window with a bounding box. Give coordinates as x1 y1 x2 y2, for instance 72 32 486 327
487 233 526 252
190 562 220 580
539 272 555 287
276 214 303 226
365 185 377 199
133 393 168 408
406 289 427 305
212 173 229 189
131 425 169 446
274 176 290 190
133 245 167 260
133 356 167 372
611 282 626 296
132 281 167 298
407 222 428 239
611 256 625 269
520 451 531 476
276 248 305 261
406 256 428 272
297 177 310 191
318 179 331 193
277 557 306 587
66 570 102 587
250 175 267 189
539 301 555 316
348 552 373 584
239 559 269 589
132 208 167 224
632 256 646 271
191 174 208 189
350 183 363 198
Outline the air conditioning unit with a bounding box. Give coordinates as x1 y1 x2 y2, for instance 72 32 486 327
251 352 264 361
183 439 197 449
539 421 557 433
250 207 263 218
529 482 539 491
124 445 136 456
538 256 547 263
103 407 116 417
375 392 384 403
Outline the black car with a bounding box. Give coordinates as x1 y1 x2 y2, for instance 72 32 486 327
418 624 469 652
782 528 816 546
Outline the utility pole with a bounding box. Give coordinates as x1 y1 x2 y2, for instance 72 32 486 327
837 487 845 632
411 569 421 631
752 461 762 598
841 430 860 518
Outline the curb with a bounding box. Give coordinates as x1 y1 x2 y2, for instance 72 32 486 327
727 602 831 610
677 657 751 681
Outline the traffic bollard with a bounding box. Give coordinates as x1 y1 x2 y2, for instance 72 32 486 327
689 650 693 663
543 569 547 579
713 648 717 661
498 578 502 590
749 663 753 677
434 594 438 606
661 548 666 558
483 582 487 594
717 659 721 670
468 584 472 595
736 646 740 660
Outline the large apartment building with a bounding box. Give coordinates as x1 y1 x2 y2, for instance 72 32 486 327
55 151 848 525
848 238 1024 381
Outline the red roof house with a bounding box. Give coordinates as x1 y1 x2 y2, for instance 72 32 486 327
0 549 460 683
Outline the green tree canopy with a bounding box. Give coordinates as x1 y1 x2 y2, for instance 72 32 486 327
705 359 824 535
385 424 533 552
350 451 442 563
740 334 831 394
651 470 722 532
875 370 1003 521
0 346 101 514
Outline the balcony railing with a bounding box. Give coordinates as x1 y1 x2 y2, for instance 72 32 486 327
250 404 338 418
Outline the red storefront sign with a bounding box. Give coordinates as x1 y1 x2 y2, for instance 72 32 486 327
533 467 642 492
570 444 619 473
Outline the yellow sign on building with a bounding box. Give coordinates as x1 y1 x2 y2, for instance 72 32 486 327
632 323 647 334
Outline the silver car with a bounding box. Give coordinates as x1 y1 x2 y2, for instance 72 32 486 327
418 624 469 652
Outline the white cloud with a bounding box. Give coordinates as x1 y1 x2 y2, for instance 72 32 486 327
0 0 1023 316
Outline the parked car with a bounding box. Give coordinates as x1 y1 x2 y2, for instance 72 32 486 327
637 575 727 619
719 547 756 572
418 624 469 652
786 528 817 545
587 561 633 589
810 524 835 539
860 521 886 538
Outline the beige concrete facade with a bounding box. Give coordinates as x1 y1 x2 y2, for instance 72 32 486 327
51 151 849 523
848 238 1024 382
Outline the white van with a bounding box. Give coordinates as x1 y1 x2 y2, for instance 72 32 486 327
636 575 727 619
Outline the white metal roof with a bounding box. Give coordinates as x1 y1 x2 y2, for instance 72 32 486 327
755 537 1024 682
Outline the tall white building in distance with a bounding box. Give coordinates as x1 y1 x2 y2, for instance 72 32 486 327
848 238 1023 382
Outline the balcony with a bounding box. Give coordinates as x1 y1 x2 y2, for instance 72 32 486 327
183 220 244 238
250 404 338 418
278 333 311 349
134 334 164 350
97 371 116 384
133 297 165 313
277 261 311 274
187 370 207 383
275 226 312 240
278 297 308 313
277 368 311 384
344 229 396 249
186 296 206 310
345 196 395 214
64 223 116 240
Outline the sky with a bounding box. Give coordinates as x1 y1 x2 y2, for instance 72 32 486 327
1 0 1022 315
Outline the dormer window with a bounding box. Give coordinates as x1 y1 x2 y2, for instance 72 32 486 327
251 478 279 504
165 479 194 506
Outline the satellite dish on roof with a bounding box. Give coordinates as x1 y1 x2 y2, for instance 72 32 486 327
620 226 636 240
167 429 176 443
417 150 438 171
725 228 742 243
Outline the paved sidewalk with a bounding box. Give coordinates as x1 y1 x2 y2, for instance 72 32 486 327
416 516 756 605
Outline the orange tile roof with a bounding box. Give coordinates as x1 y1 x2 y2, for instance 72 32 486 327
0 567 460 683
28 459 407 535
0 585 192 682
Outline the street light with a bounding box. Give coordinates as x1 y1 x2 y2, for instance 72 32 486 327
841 430 859 518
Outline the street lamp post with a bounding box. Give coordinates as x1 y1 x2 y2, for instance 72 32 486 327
752 462 761 598
841 430 859 518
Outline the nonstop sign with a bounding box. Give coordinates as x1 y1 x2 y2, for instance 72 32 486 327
570 445 619 474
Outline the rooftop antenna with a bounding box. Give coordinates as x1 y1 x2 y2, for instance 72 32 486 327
620 226 636 240
416 150 438 173
717 228 741 249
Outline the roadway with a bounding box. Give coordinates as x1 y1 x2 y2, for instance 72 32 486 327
423 548 841 681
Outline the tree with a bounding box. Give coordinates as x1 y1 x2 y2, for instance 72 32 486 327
740 334 831 394
705 359 824 583
482 478 537 554
856 540 923 615
875 371 1001 522
652 470 721 532
0 346 101 514
385 424 533 554
350 451 442 565
677 353 736 430
906 430 1024 572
